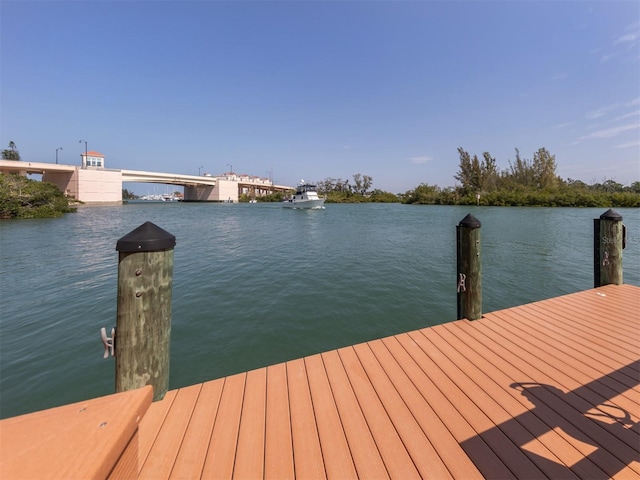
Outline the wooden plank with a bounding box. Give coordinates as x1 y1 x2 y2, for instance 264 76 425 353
495 303 639 388
522 292 639 343
460 318 640 475
552 294 639 330
338 346 422 479
613 284 640 310
170 379 224 479
109 429 140 479
0 385 152 480
407 328 549 479
558 285 640 321
439 320 638 478
485 310 640 413
373 337 484 480
389 332 516 479
201 373 246 479
321 350 390 479
138 389 178 469
304 354 358 479
140 385 200 478
510 302 640 375
429 323 605 479
264 363 295 480
233 368 267 479
476 312 639 425
534 303 639 359
286 358 326 479
493 306 639 391
535 298 639 352
537 292 640 351
353 341 454 479
138 384 201 480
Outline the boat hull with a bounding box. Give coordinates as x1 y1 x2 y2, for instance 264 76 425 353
283 198 325 209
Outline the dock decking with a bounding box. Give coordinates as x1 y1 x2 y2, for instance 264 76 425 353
1 284 638 479
137 284 639 479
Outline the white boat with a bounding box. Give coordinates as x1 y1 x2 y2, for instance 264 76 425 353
283 180 325 209
161 193 179 201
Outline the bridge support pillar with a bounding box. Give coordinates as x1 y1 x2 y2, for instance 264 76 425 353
184 180 238 202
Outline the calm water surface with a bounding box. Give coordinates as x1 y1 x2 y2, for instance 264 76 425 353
1 203 638 418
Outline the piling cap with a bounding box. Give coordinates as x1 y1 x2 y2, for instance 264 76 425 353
600 208 623 221
458 213 481 228
116 221 176 252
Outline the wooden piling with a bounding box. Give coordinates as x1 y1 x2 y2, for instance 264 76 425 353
594 209 623 288
456 213 482 320
115 221 176 401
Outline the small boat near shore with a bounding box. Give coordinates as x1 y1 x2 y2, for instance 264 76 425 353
283 180 325 209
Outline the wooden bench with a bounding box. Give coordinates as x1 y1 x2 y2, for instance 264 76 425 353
0 385 152 480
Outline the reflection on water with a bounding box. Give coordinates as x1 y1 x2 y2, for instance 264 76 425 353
0 204 638 418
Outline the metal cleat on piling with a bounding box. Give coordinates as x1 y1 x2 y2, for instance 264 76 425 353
457 272 467 293
101 327 115 358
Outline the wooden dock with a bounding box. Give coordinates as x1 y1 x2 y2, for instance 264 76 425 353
1 283 639 479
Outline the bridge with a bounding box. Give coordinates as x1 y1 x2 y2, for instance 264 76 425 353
0 160 293 203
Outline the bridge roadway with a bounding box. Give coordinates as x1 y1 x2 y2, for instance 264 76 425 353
0 160 292 203
0 160 76 175
121 169 219 187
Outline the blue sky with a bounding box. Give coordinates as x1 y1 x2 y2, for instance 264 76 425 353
2 1 639 193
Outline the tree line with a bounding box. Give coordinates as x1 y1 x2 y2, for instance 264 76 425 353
314 173 397 203
454 147 561 193
403 147 639 207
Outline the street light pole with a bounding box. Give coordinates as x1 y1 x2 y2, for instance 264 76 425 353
79 140 87 168
199 165 203 176
56 147 62 164
227 163 233 174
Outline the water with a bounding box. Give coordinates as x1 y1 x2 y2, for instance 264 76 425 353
1 203 638 419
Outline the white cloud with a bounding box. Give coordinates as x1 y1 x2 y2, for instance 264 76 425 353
614 110 640 122
585 98 640 120
409 156 431 164
586 106 612 119
577 123 639 141
614 32 639 45
614 140 640 149
599 24 640 62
